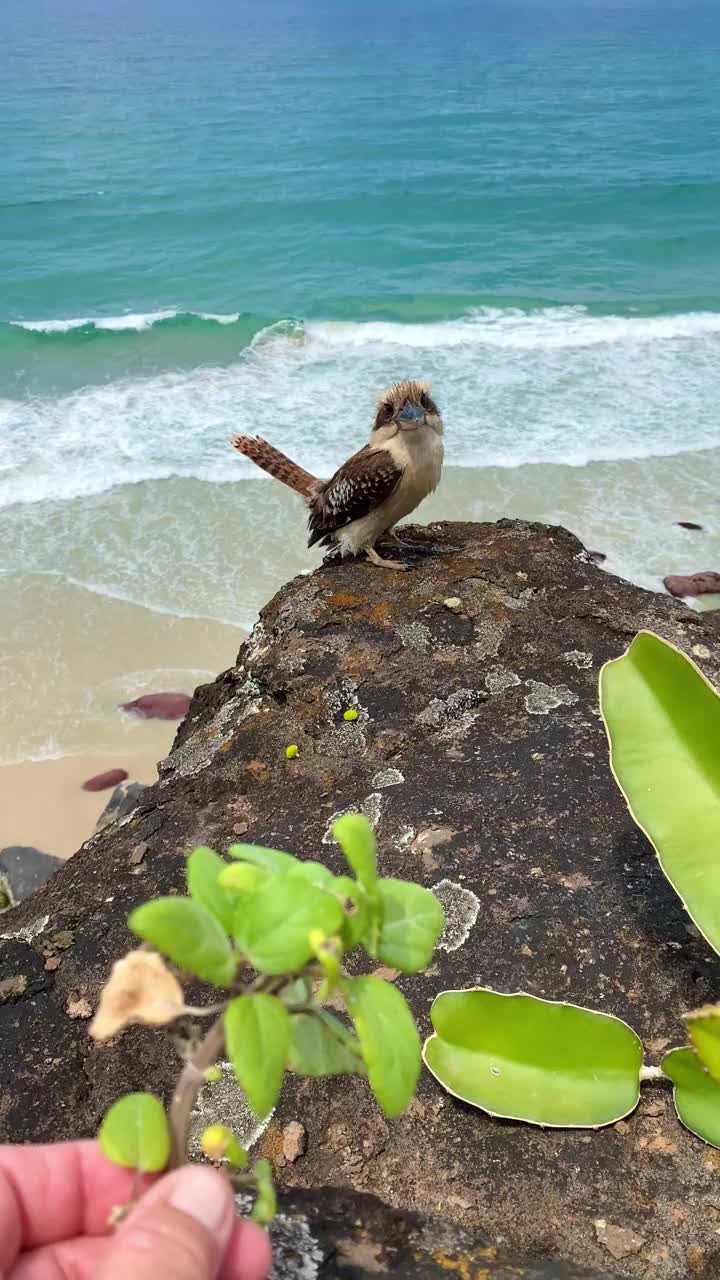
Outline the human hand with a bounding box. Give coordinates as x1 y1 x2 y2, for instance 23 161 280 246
0 1140 272 1280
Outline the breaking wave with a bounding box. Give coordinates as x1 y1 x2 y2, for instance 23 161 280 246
2 305 720 508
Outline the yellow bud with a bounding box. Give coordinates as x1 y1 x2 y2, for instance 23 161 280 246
201 1124 248 1168
285 744 299 759
201 1124 230 1159
343 709 358 722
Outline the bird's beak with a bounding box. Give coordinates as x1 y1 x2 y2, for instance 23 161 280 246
397 403 424 429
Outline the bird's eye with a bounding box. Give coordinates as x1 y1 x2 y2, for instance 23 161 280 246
420 393 430 410
383 402 394 416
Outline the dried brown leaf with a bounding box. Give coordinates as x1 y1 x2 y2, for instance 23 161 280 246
90 949 185 1041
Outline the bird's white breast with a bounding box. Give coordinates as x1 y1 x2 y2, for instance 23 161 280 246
383 426 444 519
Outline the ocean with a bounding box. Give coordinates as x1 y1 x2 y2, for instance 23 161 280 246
1 0 719 843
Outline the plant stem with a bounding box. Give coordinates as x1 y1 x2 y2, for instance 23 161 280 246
168 1012 226 1169
167 966 323 1168
229 1171 257 1193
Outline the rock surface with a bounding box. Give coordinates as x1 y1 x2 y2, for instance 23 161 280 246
0 846 63 905
95 781 148 833
1 520 719 1280
269 1185 618 1278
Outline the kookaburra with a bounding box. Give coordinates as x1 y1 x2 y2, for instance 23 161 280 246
230 379 444 570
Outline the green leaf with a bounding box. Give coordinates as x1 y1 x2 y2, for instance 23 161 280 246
333 876 371 949
278 976 313 1008
225 994 290 1117
332 814 377 892
98 1093 170 1172
345 975 420 1117
219 863 264 894
377 879 445 973
234 877 343 974
600 631 720 955
251 1158 276 1225
286 861 335 889
662 1047 720 1147
129 898 236 987
423 989 642 1127
187 847 235 934
685 1006 720 1083
287 1011 365 1075
227 843 297 873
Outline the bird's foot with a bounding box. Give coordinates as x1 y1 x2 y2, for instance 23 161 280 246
365 545 408 571
385 529 416 549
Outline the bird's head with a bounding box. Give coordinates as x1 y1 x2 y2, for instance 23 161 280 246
372 380 443 437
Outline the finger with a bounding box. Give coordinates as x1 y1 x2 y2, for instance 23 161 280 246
220 1220 273 1280
8 1218 272 1280
0 1141 140 1269
98 1165 236 1280
9 1236 110 1280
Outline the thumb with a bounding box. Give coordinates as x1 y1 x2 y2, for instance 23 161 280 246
100 1165 235 1280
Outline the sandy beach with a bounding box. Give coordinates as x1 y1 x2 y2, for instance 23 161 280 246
0 577 244 856
0 749 168 859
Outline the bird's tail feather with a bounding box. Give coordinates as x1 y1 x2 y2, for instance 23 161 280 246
230 435 319 499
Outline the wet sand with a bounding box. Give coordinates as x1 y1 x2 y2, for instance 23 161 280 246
0 579 244 856
0 747 169 858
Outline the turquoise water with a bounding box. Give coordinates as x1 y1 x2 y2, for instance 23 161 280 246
2 0 720 490
2 0 720 771
3 0 720 326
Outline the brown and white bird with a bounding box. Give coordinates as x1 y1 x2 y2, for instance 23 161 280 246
230 379 444 570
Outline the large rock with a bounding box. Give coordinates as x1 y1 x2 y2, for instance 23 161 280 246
270 1185 616 1278
95 781 148 833
0 846 63 905
1 520 718 1280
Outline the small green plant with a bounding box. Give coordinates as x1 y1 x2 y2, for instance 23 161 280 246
426 632 720 1148
92 814 444 1221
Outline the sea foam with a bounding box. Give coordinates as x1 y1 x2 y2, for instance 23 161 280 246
2 306 720 509
9 309 241 334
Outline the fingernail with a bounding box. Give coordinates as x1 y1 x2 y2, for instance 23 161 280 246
168 1166 231 1233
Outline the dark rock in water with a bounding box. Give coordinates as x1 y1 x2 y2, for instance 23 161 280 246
0 846 63 905
587 550 606 564
120 692 192 720
676 521 703 531
95 781 148 834
1 521 719 1280
81 768 129 793
664 571 720 598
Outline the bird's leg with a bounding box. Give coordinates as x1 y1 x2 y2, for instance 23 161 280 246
365 544 407 571
385 527 416 549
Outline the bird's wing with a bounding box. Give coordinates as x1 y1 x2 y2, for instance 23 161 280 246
307 446 403 548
